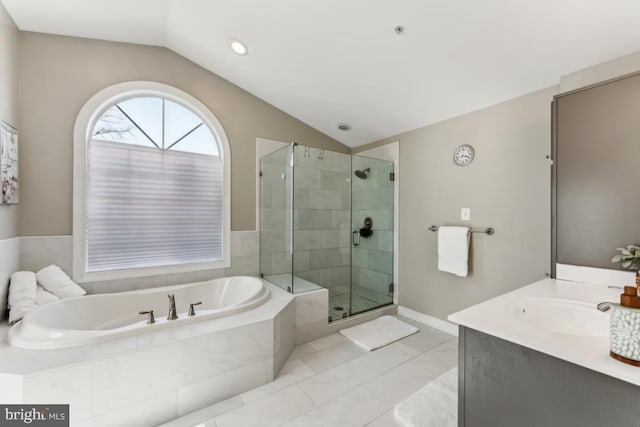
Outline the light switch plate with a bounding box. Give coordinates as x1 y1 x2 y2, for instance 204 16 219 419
461 208 471 221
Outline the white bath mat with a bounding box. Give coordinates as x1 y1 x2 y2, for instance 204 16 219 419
393 367 458 427
338 315 419 351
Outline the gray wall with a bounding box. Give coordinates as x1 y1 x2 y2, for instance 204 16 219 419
17 32 348 236
0 3 19 240
358 87 554 320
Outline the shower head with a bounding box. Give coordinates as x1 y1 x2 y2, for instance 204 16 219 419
354 168 370 179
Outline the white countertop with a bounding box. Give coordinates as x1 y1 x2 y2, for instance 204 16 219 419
448 278 640 387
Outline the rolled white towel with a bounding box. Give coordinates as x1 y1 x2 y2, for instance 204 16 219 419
8 271 38 325
36 285 60 305
36 265 86 299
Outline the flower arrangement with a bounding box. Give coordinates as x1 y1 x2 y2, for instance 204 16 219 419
612 245 640 270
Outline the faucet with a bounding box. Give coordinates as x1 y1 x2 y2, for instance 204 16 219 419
138 310 155 324
597 302 614 312
188 301 202 317
167 294 178 320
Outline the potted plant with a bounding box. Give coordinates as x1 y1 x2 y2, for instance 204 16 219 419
612 245 640 286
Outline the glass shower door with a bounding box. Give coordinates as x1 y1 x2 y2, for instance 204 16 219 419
259 145 293 292
350 155 394 315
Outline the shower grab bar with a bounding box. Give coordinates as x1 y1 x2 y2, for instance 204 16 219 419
428 225 495 235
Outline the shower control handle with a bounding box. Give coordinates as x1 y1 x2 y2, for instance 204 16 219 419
359 217 374 238
353 230 360 246
139 310 155 324
188 302 203 316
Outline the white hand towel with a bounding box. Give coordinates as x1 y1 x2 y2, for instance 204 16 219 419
36 265 86 299
8 271 38 325
36 285 60 305
437 226 470 277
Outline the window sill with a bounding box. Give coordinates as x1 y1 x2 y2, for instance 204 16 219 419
73 259 231 284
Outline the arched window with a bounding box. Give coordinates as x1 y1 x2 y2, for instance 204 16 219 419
73 82 230 282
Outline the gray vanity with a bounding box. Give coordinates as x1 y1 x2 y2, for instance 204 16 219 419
458 327 639 427
449 278 640 427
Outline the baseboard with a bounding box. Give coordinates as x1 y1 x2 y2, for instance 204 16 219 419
398 306 459 337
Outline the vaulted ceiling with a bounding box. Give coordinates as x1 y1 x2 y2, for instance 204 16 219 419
4 0 640 147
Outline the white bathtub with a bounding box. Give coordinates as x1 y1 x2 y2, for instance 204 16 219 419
8 276 270 350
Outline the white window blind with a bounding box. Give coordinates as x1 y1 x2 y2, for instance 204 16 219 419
86 139 223 272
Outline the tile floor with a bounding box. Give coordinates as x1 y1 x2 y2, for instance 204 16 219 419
161 316 457 427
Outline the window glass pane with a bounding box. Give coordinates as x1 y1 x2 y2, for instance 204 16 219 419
117 97 163 146
92 105 156 148
169 124 219 156
165 100 204 149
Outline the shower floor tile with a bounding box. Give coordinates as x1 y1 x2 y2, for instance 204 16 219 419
161 315 457 427
328 292 390 321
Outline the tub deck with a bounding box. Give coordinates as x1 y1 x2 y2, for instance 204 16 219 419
0 281 295 427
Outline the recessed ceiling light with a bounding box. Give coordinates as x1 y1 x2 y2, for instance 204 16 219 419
337 123 352 131
228 38 248 56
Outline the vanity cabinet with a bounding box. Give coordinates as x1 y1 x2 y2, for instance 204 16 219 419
458 327 640 427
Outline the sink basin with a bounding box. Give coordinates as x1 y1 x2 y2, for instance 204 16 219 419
505 297 610 337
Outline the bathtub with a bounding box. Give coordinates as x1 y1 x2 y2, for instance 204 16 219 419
8 276 270 350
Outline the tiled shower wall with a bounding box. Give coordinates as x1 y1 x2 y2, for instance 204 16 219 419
292 148 351 296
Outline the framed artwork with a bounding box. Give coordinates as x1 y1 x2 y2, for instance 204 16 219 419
1 121 18 204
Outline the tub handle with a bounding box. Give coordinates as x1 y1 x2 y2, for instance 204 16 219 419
139 310 155 324
188 302 203 317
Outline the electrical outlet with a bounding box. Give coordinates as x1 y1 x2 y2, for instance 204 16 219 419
461 208 471 221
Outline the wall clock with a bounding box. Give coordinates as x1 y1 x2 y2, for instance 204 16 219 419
453 144 475 166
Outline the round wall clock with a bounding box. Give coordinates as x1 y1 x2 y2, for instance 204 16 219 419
453 144 475 166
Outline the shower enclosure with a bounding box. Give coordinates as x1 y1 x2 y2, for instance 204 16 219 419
260 143 394 321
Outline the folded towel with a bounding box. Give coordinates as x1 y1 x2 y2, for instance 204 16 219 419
8 271 38 325
36 265 86 299
437 226 470 277
36 285 60 305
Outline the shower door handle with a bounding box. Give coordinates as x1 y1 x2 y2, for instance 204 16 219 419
353 230 360 246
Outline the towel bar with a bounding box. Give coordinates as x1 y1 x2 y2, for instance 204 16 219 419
428 225 495 235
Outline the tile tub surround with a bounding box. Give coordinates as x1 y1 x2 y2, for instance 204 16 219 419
162 316 457 427
16 231 259 295
0 282 295 426
448 277 640 387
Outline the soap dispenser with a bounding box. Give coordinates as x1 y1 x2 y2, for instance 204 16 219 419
620 286 640 308
609 286 640 366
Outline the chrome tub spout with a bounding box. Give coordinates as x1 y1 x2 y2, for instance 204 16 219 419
168 294 178 320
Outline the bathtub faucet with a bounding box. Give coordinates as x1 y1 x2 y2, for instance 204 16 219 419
167 294 178 320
